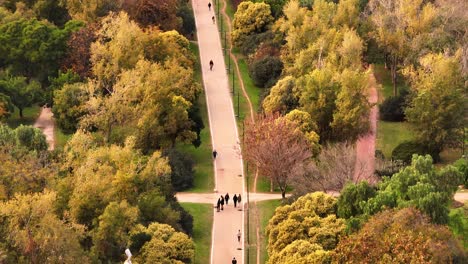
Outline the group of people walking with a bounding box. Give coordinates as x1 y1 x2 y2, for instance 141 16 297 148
216 193 242 212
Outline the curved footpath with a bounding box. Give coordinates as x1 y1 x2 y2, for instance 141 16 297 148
191 1 245 263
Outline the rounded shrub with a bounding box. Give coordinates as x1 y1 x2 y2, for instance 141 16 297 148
391 140 436 164
379 95 406 121
248 55 283 88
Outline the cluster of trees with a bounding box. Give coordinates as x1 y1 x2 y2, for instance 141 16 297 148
266 156 467 262
0 1 202 262
367 0 467 160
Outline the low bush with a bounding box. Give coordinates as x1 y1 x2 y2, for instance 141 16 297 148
248 55 283 88
379 92 407 121
453 158 468 188
391 140 439 164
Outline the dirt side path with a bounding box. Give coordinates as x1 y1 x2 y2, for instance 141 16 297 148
354 68 378 183
33 107 55 150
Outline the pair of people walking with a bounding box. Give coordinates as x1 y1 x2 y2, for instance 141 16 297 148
216 195 224 212
233 194 241 208
216 193 231 212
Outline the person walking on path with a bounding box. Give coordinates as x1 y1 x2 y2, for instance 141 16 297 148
237 230 241 243
233 194 238 208
237 194 241 204
212 149 217 159
220 195 225 210
232 257 237 264
212 15 215 24
225 193 230 205
209 60 214 71
216 198 221 212
208 2 211 11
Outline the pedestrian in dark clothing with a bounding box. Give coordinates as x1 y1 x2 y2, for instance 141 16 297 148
237 194 242 204
225 193 230 205
208 2 211 11
216 198 221 212
220 195 224 210
212 149 217 159
212 15 215 24
237 230 241 243
232 257 237 264
209 60 214 70
233 194 238 208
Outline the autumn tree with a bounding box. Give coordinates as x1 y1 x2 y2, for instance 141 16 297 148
122 0 181 30
0 0 70 26
291 142 365 195
231 1 274 48
130 223 195 263
243 114 312 198
367 0 444 96
404 52 466 153
0 191 89 263
66 0 122 22
266 192 345 257
334 208 467 263
61 23 99 79
268 240 332 264
262 76 298 114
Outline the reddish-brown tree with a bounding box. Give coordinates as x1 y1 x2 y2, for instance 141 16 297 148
61 23 98 79
243 114 311 198
334 207 467 263
122 0 181 30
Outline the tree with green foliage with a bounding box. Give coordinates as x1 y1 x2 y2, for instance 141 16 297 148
52 82 88 133
91 200 139 262
337 181 376 219
0 191 89 263
1 0 70 26
364 155 462 224
266 192 345 257
14 125 47 152
334 208 467 263
0 75 42 118
404 52 466 154
231 1 274 48
0 18 82 83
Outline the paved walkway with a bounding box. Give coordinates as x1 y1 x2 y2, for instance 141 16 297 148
33 107 55 150
177 192 285 204
192 1 245 263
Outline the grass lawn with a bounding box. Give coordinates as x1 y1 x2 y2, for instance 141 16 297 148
247 199 282 264
181 203 213 264
373 64 408 100
5 105 41 128
376 121 415 159
176 42 215 193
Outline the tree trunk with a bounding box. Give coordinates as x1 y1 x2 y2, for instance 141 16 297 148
19 107 24 118
391 56 398 97
270 178 273 192
281 189 286 199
